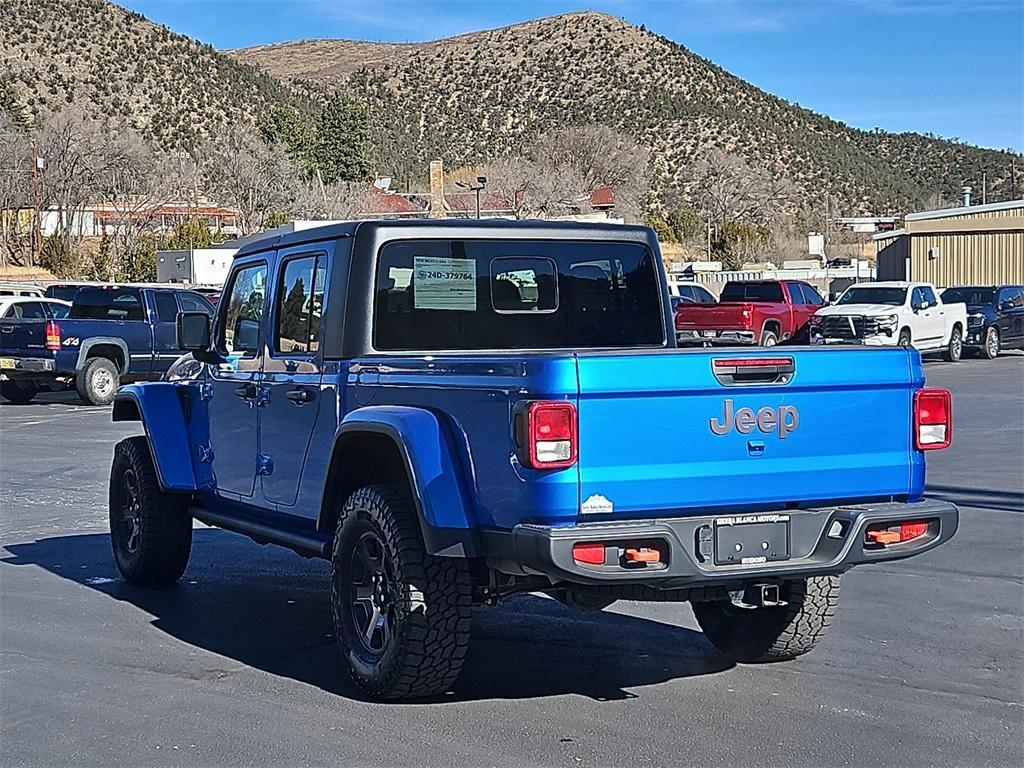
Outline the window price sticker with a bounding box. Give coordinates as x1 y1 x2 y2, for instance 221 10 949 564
413 256 477 311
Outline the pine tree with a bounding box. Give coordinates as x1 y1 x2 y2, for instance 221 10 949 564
312 92 369 184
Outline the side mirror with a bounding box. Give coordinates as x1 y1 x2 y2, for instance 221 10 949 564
234 318 260 354
915 300 929 311
176 311 211 351
1000 301 1014 312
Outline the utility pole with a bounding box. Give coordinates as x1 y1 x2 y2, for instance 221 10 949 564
705 211 712 259
982 172 987 205
30 140 42 267
1012 158 1018 200
823 192 829 263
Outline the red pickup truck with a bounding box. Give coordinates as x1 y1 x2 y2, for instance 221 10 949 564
675 279 825 346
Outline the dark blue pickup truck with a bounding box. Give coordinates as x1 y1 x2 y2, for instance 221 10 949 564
108 220 958 700
0 285 213 405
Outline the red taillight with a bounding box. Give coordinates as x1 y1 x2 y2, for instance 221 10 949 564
914 388 952 450
527 401 577 469
866 520 930 545
900 521 929 541
45 320 61 351
572 542 605 565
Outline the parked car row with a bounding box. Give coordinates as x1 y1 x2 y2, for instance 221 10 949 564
674 278 1024 360
0 284 214 405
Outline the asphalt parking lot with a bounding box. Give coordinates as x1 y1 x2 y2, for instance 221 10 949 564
1 354 1022 768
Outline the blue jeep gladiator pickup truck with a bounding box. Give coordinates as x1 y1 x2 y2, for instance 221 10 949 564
0 285 213 405
107 220 958 700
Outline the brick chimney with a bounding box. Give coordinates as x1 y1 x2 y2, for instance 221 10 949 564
429 159 446 218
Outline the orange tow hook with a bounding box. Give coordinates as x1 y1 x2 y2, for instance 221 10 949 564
624 547 661 563
866 529 901 545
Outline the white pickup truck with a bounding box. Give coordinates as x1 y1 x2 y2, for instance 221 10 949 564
810 281 967 361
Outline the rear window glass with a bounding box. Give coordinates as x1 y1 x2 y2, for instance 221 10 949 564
720 282 784 302
71 287 145 320
374 239 663 351
942 287 994 306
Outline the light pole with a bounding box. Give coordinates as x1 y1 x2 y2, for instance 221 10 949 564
31 143 45 266
456 176 488 219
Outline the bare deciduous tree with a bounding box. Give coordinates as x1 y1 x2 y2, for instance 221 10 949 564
97 131 175 280
528 125 650 221
479 126 650 221
201 124 297 235
0 114 32 266
690 149 796 231
291 180 368 221
37 108 123 253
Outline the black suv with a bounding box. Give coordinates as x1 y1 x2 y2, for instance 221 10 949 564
940 285 1024 359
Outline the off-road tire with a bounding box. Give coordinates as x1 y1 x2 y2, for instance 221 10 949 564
0 379 39 404
898 328 912 348
692 575 840 663
77 356 119 406
760 328 779 347
109 436 192 585
331 483 473 700
943 325 963 362
982 326 1000 359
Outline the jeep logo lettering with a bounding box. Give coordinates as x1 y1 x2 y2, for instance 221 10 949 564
710 399 799 439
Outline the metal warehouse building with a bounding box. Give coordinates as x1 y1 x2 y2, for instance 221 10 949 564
875 199 1024 287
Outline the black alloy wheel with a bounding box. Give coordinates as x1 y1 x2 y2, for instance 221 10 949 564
348 530 398 655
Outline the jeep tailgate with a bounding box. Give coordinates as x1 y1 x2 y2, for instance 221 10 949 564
574 347 922 519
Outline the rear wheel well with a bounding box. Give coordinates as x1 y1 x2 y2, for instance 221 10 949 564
318 433 413 535
84 344 125 374
761 320 782 338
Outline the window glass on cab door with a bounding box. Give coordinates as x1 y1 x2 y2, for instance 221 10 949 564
154 292 179 323
276 256 319 355
220 263 267 357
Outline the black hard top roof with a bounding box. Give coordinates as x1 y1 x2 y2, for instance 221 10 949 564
234 218 655 258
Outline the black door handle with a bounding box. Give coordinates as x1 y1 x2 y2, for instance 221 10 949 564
285 388 314 404
234 383 257 399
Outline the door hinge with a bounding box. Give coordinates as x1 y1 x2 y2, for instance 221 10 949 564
256 454 274 476
199 382 214 401
196 444 215 464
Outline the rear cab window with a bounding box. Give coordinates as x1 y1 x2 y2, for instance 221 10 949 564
373 239 664 351
71 287 145 321
720 282 784 302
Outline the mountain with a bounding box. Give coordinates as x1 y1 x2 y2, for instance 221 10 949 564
1 2 1017 213
232 12 1020 213
0 0 316 146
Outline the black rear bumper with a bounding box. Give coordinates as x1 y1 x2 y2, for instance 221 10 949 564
0 357 56 378
481 499 958 589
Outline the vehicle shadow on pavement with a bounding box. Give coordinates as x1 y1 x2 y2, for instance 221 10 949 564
1 530 733 703
925 484 1024 513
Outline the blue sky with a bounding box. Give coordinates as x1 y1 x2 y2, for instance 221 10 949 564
119 0 1023 151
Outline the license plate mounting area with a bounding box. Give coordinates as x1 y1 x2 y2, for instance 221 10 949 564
714 513 791 566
